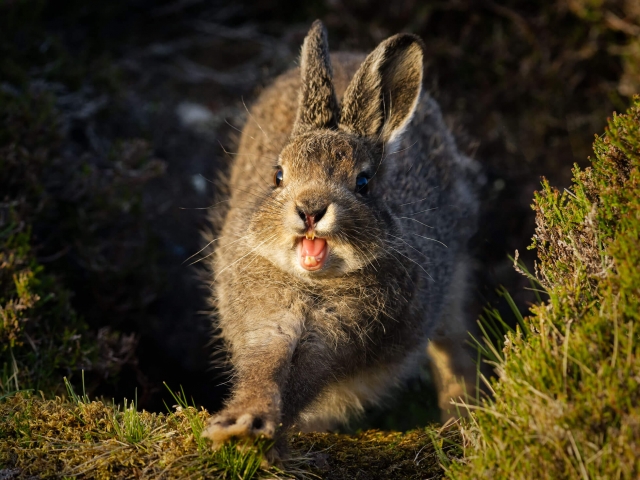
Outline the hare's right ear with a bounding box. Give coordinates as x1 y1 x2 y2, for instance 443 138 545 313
291 20 340 136
340 34 424 146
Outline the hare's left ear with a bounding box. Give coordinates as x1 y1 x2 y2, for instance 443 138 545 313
291 20 340 136
340 34 424 145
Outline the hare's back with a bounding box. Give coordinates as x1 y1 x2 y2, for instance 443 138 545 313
382 93 481 258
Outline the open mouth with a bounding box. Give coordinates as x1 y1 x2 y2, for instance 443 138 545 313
297 235 328 271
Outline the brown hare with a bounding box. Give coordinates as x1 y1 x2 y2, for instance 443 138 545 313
203 20 481 458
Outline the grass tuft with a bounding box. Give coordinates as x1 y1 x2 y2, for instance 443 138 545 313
164 382 208 452
111 393 152 446
64 371 90 405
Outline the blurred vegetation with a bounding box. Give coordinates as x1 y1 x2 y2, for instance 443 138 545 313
448 97 640 479
1 1 169 402
1 90 89 395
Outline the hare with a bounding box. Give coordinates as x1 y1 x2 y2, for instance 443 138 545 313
203 20 481 457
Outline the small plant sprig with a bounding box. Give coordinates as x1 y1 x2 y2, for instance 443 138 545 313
111 391 151 445
164 382 207 451
63 370 90 404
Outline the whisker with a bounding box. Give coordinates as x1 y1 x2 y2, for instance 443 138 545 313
224 183 286 208
340 231 380 272
388 140 418 156
178 199 232 210
218 141 273 188
385 234 432 264
410 233 448 248
187 232 255 267
183 236 222 264
224 118 248 137
399 195 435 207
198 173 285 207
397 217 434 229
406 207 439 216
214 233 278 281
218 144 278 163
375 244 417 286
242 96 269 142
384 243 434 282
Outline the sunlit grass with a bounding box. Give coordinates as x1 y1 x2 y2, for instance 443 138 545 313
0 381 449 479
447 97 640 479
111 394 154 446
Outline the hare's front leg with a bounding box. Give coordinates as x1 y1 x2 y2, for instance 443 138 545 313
203 315 302 449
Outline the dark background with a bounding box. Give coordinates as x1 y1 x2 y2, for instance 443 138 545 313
2 0 637 430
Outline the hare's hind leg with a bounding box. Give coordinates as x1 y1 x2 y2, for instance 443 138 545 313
427 257 478 421
294 358 421 432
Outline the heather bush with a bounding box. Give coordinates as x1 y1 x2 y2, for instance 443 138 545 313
449 96 640 479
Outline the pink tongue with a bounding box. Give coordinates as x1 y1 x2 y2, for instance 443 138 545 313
301 238 326 256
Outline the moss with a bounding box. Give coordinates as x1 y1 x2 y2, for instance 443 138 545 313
449 98 640 479
0 392 259 479
291 428 458 479
0 226 93 395
0 392 449 479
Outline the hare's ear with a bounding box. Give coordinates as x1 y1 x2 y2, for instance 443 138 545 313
340 34 424 145
291 20 340 136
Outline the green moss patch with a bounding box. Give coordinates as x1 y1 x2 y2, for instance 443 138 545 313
0 392 269 479
291 428 458 479
0 391 452 479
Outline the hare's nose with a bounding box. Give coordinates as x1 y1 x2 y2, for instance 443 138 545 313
297 206 328 230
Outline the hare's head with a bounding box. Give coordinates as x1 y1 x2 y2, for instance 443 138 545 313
249 20 424 279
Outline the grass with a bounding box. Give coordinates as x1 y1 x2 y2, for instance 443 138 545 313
0 389 272 479
0 385 449 479
163 382 269 477
447 97 640 479
291 428 459 480
112 395 154 446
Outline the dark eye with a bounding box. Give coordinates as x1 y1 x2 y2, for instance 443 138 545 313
355 173 369 195
274 168 283 187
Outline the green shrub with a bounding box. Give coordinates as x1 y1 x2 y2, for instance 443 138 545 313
449 97 640 479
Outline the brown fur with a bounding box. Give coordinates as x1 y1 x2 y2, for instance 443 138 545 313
202 20 481 457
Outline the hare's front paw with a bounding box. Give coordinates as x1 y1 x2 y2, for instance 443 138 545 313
202 409 276 446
